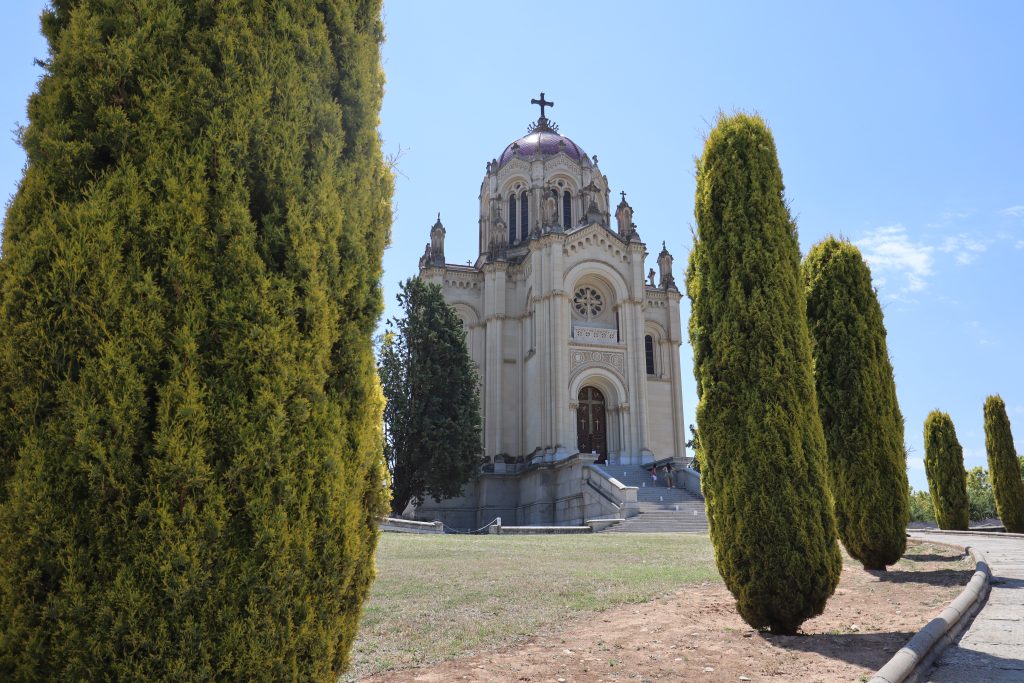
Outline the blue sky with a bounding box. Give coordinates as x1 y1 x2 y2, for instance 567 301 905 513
2 2 1022 492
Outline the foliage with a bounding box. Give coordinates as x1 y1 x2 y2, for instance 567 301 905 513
688 112 840 634
965 467 997 522
983 396 1024 532
0 2 391 679
923 412 970 530
380 278 482 516
908 488 936 523
686 423 702 472
802 237 908 569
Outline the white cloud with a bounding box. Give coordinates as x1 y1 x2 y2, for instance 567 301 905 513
962 447 988 469
856 225 934 293
927 210 971 228
938 233 987 265
1016 240 1024 250
999 205 1024 217
968 320 995 347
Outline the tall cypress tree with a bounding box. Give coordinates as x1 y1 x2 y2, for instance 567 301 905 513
923 411 970 530
689 112 840 634
380 278 482 516
803 238 909 570
0 2 391 679
983 395 1024 533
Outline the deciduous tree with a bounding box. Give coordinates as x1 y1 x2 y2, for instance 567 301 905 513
689 112 840 635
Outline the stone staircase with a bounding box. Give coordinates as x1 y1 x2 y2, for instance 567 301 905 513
594 464 708 534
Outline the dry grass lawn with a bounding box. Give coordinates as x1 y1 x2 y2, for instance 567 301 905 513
346 533 719 679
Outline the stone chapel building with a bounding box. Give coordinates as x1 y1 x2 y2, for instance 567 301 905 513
413 95 689 528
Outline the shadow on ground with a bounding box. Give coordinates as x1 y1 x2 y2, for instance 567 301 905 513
901 552 967 562
926 647 1024 682
870 568 975 587
764 631 916 670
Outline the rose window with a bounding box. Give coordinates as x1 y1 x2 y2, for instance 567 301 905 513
573 287 604 318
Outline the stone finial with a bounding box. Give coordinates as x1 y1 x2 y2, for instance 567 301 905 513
418 241 432 269
658 242 676 289
429 213 446 266
615 191 634 237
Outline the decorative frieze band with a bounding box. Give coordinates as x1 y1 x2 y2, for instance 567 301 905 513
569 348 625 375
572 325 618 344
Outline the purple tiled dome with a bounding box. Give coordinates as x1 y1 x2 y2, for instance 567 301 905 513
497 130 590 169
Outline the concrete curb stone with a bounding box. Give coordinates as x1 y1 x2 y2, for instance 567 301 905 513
870 539 992 683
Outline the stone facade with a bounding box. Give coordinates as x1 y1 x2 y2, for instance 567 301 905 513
415 101 685 526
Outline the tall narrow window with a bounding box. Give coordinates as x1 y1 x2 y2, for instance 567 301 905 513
644 335 655 375
508 195 517 243
520 192 529 241
562 190 572 229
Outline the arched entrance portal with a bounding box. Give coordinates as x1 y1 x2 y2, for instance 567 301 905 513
577 386 608 463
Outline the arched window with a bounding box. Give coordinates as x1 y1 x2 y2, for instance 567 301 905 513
644 335 655 375
562 190 572 229
508 195 517 243
520 191 529 241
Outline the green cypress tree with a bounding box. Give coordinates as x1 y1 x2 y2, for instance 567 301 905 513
689 112 840 634
802 238 909 569
380 278 483 516
923 411 969 530
0 2 391 679
983 395 1024 532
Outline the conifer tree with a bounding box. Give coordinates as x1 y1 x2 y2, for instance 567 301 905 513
689 112 840 634
983 395 1024 532
923 411 970 530
380 278 482 516
802 238 909 570
0 2 391 679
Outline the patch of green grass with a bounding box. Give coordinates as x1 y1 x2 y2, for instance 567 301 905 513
346 532 717 679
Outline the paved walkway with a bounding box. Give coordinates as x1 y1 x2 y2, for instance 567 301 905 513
908 531 1024 682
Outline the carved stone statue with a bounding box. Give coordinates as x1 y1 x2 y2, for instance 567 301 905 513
544 189 559 226
648 268 656 287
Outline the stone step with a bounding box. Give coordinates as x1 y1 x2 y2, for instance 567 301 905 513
600 508 709 534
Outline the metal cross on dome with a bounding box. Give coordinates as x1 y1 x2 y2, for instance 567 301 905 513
531 92 554 118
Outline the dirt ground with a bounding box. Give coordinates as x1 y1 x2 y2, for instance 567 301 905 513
361 540 973 683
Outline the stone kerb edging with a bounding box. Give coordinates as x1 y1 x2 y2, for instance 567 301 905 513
869 544 992 683
907 528 1024 540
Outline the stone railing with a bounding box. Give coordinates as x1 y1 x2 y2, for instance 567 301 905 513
582 465 639 519
379 517 444 534
571 325 618 344
677 467 701 493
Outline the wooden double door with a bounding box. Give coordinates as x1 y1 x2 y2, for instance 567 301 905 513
577 386 608 462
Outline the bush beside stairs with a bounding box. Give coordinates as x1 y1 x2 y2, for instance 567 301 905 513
596 464 709 533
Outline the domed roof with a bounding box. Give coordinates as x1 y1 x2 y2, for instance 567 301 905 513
497 126 590 169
